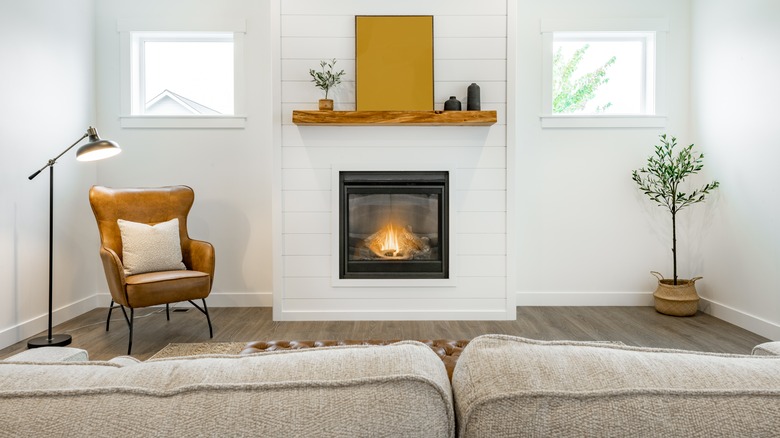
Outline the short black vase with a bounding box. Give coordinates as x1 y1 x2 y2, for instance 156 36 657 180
444 96 461 111
467 83 481 111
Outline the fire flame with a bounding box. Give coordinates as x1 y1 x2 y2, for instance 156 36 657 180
380 223 401 257
364 222 427 260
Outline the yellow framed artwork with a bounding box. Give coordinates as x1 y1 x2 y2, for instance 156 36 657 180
355 16 434 111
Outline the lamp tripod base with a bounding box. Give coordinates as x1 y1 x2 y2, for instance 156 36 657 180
27 334 72 349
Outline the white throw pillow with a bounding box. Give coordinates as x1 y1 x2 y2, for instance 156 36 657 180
117 218 186 276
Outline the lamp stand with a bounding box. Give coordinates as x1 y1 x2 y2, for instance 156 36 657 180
26 127 120 349
27 165 72 348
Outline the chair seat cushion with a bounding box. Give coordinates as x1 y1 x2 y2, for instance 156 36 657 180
126 270 210 308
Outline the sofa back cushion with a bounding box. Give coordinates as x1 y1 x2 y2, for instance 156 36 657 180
453 335 780 437
0 341 454 437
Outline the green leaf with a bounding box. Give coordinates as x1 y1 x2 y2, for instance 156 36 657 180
308 58 346 99
631 134 719 214
553 45 616 114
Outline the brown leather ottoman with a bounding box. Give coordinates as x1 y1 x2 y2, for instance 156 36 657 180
241 339 470 380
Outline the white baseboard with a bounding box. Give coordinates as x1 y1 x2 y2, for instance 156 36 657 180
0 294 101 351
516 291 654 306
699 297 780 341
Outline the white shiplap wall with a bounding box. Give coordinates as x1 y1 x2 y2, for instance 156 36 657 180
275 0 513 320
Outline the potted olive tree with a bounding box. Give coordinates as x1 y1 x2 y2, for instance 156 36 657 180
632 134 719 316
309 58 345 111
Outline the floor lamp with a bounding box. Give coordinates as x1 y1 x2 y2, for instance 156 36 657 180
27 126 121 348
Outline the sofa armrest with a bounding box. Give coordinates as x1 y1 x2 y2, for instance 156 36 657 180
752 341 780 356
4 347 88 362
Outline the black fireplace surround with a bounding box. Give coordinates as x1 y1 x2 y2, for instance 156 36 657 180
339 171 449 279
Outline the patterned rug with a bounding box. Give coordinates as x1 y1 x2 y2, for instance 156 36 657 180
148 339 626 361
148 342 247 360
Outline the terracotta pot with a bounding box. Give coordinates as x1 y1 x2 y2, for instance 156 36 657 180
318 99 334 111
651 271 701 316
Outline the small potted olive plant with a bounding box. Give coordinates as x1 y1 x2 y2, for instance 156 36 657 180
632 134 719 316
309 58 345 111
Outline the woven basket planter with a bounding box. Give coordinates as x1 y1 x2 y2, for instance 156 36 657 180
651 271 701 317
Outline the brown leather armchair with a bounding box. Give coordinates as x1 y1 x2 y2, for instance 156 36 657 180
89 185 214 354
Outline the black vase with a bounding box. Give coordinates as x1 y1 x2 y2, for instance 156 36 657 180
444 96 461 111
467 83 481 111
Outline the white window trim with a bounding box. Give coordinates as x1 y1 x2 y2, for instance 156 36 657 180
540 18 668 129
118 19 247 129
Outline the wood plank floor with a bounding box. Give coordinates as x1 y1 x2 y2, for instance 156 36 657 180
0 306 769 361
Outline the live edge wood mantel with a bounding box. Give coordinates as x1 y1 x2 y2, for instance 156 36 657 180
292 110 497 126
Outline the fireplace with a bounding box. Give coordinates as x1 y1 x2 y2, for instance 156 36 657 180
339 171 449 279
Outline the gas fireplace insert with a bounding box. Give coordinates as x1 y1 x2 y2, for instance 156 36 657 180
339 171 449 279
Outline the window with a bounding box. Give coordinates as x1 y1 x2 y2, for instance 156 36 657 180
119 20 245 128
133 33 234 116
541 19 668 128
553 32 654 115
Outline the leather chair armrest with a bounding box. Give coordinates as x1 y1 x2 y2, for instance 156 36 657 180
188 239 215 286
100 247 128 306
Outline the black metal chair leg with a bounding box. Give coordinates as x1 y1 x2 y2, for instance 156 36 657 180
106 300 115 332
166 303 170 321
118 304 130 327
127 307 134 355
117 305 134 355
188 299 214 338
203 299 213 338
111 301 211 355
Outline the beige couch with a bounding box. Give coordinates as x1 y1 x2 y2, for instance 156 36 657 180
0 341 454 437
453 335 780 437
2 336 779 437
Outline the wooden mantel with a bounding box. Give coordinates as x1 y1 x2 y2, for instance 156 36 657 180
292 110 497 126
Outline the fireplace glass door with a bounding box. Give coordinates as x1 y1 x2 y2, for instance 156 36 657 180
339 171 448 279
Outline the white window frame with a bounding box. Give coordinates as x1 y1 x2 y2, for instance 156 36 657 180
118 19 246 129
541 18 668 129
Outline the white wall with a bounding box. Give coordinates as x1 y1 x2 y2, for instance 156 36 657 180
0 0 100 348
94 0 274 307
691 0 780 340
276 0 513 320
515 0 694 305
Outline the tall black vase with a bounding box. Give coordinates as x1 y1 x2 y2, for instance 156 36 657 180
467 83 481 111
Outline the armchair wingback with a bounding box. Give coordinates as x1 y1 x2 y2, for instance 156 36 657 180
89 185 214 354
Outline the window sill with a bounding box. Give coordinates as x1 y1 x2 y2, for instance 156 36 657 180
540 115 667 129
120 115 246 129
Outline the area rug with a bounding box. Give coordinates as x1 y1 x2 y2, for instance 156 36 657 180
148 342 247 360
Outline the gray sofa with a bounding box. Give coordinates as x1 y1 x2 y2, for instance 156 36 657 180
0 341 453 437
2 336 779 437
453 335 780 437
